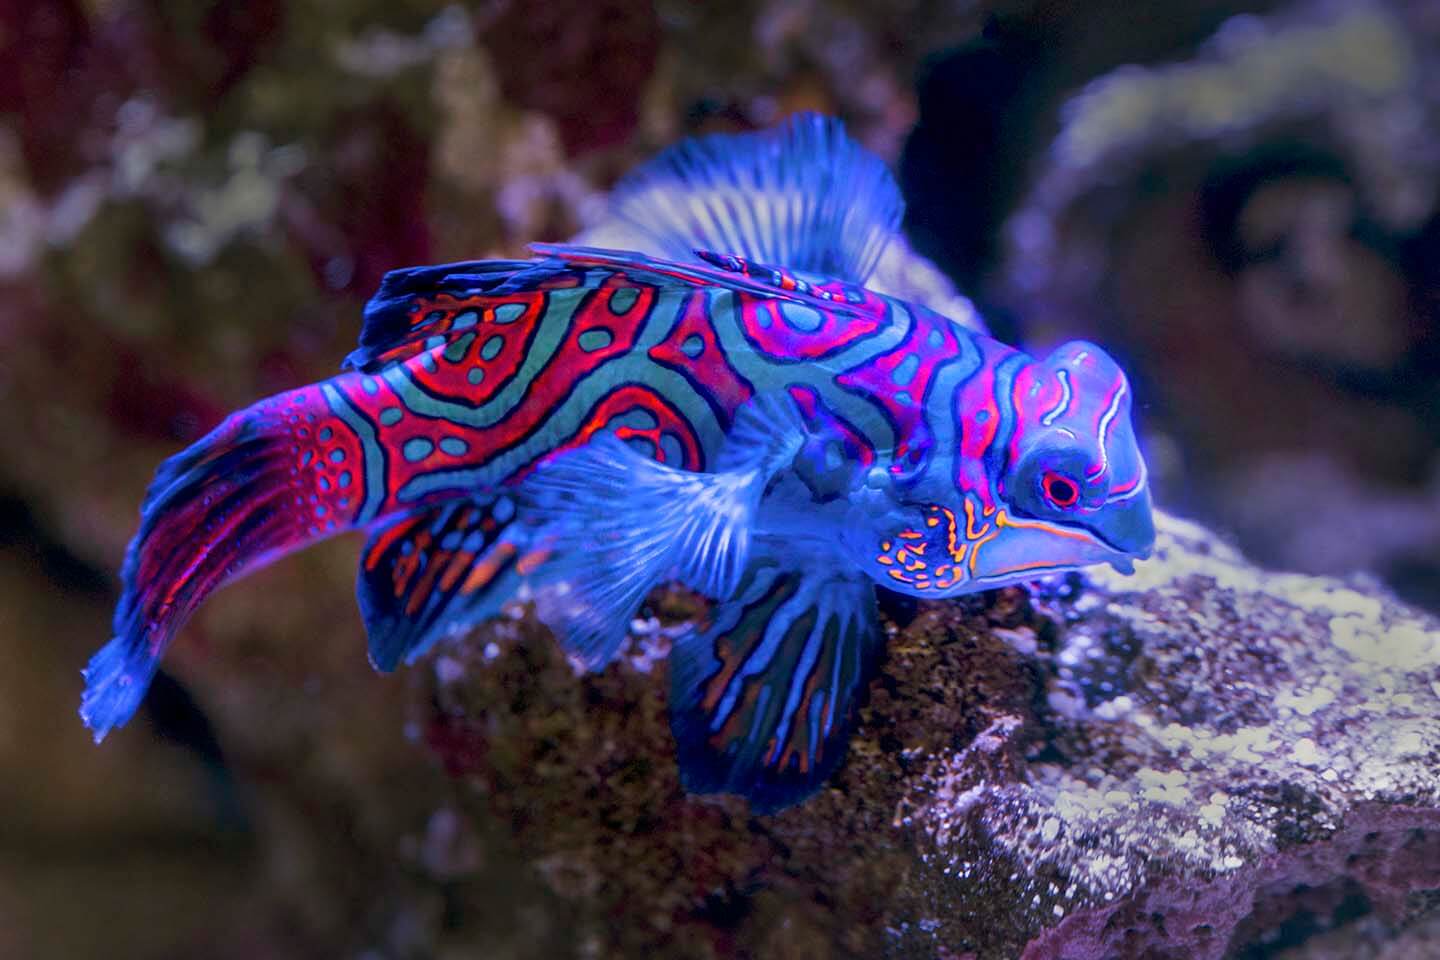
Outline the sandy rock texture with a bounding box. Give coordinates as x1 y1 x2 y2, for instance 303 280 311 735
415 512 1440 958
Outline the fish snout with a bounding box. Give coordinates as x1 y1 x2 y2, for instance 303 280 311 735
1101 490 1156 561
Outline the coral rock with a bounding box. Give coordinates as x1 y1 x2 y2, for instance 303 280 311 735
417 512 1440 958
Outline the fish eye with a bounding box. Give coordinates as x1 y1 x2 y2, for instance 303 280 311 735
1041 471 1079 508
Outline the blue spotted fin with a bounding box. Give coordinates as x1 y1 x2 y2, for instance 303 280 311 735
669 544 884 813
593 112 903 284
357 494 535 671
519 396 807 669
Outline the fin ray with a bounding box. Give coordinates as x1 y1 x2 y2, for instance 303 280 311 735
349 228 878 377
584 112 903 283
529 242 873 318
519 392 811 667
520 434 766 667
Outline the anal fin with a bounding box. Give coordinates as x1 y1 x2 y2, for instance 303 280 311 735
669 544 883 813
357 494 537 671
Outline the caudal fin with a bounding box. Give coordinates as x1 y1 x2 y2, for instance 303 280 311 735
82 385 363 741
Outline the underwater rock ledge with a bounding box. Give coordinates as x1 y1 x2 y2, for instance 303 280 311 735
414 511 1440 959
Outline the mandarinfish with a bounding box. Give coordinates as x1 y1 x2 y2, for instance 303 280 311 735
81 114 1154 812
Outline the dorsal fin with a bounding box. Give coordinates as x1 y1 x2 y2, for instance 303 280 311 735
598 113 903 284
529 242 872 318
693 249 846 301
344 257 567 372
345 238 883 376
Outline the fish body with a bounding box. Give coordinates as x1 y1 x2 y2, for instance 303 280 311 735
82 115 1154 811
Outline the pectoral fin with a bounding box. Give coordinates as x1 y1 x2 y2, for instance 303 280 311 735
668 545 883 813
519 395 807 670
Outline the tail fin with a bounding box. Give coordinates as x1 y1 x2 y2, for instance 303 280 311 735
81 383 366 741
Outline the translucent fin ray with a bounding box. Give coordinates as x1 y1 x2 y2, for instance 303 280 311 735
596 112 903 283
519 433 773 668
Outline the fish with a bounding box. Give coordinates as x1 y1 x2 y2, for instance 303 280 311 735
80 114 1155 812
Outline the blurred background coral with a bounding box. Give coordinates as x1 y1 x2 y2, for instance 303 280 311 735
0 0 1435 956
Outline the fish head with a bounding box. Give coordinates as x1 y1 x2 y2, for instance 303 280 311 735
984 340 1154 579
847 340 1154 597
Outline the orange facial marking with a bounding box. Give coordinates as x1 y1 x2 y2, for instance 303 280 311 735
994 509 1101 546
964 499 991 540
968 526 999 575
942 512 960 560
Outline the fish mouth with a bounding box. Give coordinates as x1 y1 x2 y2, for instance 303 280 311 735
1037 513 1153 571
1087 493 1156 565
973 530 1135 585
966 543 1140 587
1074 532 1147 576
1040 526 1151 579
1094 530 1152 567
966 505 1154 587
1094 532 1152 574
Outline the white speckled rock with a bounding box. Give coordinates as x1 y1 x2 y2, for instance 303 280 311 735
890 511 1440 958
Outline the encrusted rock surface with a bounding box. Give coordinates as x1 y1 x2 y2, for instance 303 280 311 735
417 512 1440 958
